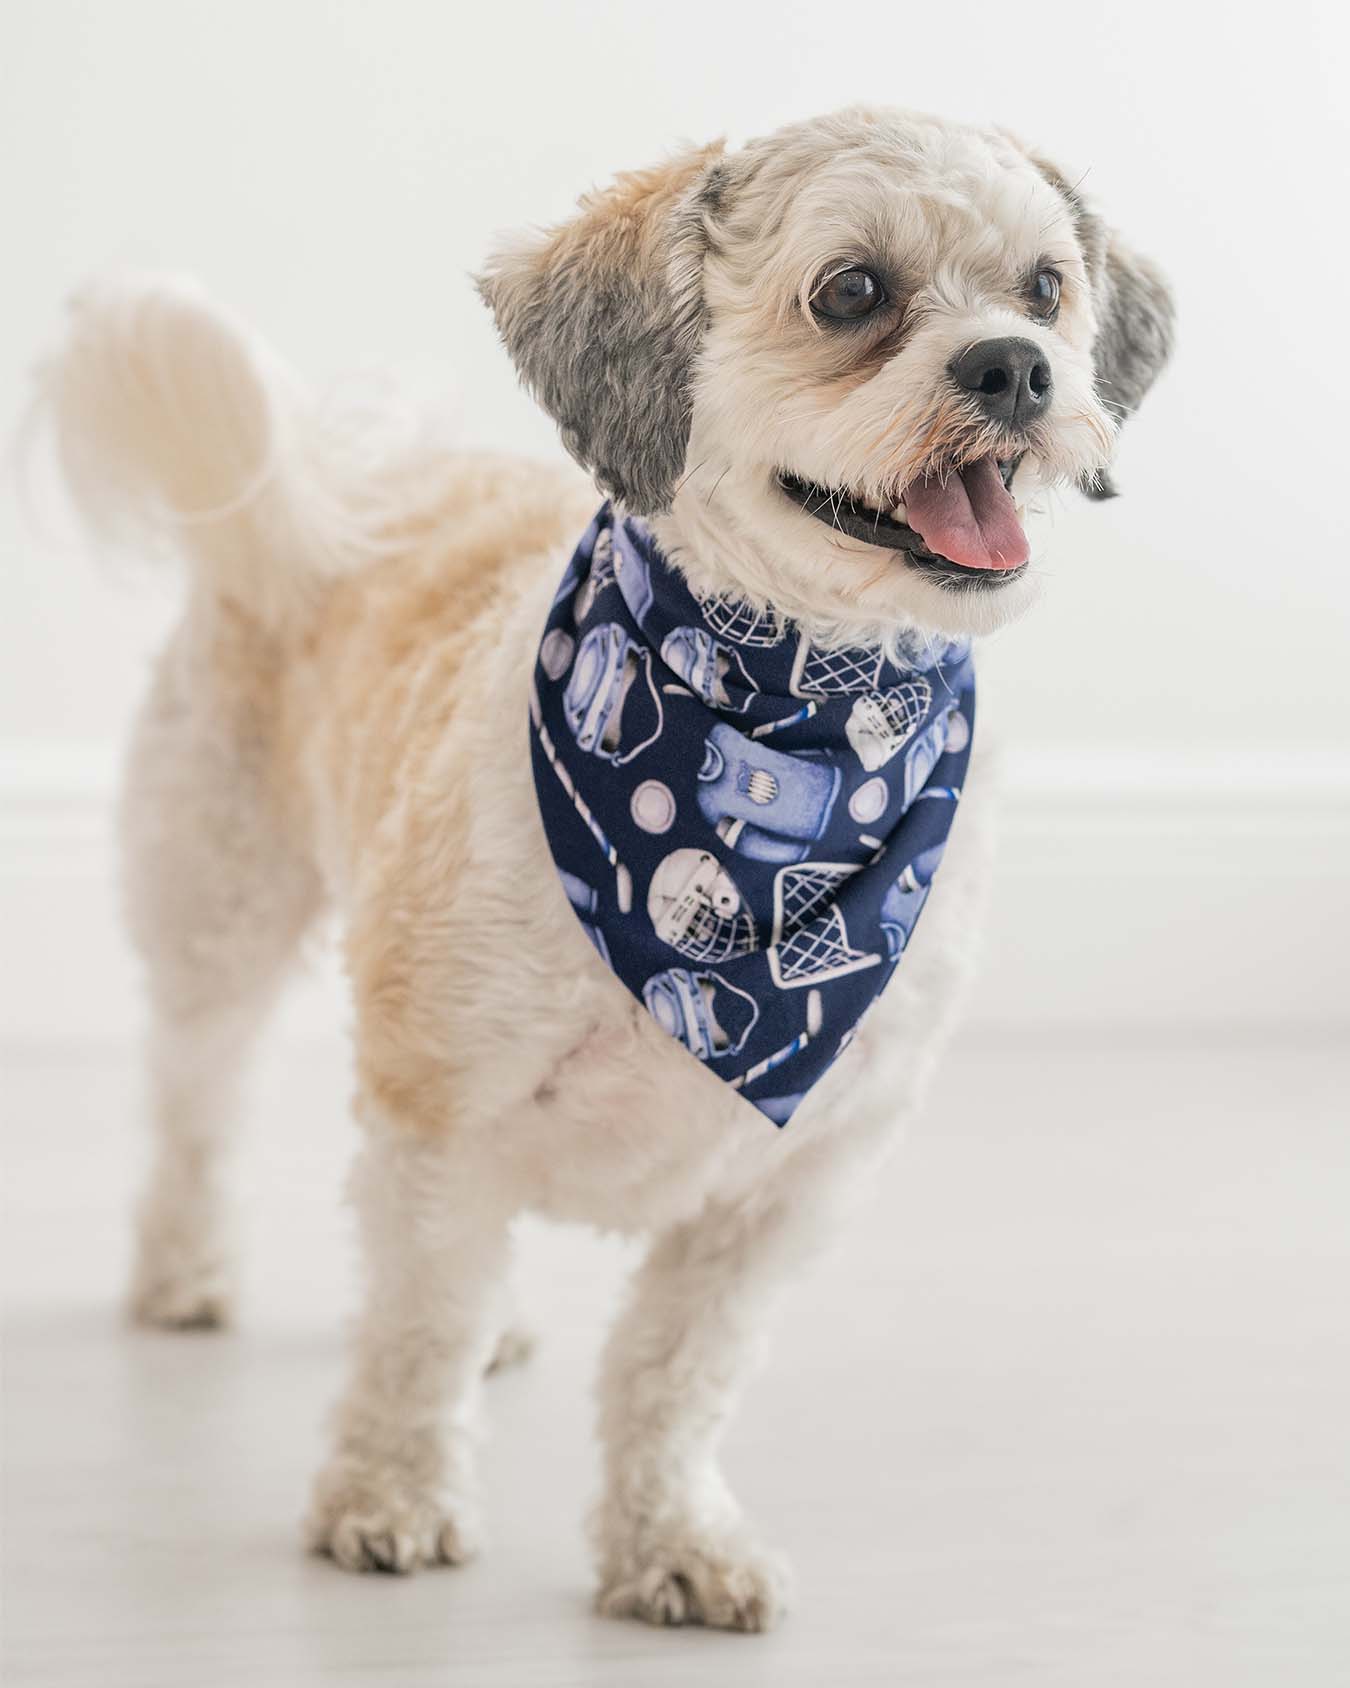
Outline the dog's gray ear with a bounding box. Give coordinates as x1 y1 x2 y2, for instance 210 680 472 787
1076 217 1176 498
477 143 727 514
1024 151 1176 499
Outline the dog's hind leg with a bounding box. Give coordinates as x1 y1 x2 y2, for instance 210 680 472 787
122 610 321 1329
40 274 368 1326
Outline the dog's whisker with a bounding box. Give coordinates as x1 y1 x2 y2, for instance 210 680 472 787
670 457 711 499
702 464 733 507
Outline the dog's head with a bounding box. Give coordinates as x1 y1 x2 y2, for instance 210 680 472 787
479 106 1173 642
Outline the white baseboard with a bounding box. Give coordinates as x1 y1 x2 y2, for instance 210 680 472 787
3 741 1348 1045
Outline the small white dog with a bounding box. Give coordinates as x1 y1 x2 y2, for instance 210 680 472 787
44 105 1171 1631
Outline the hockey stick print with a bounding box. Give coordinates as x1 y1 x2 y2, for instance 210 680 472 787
729 989 823 1091
750 701 819 740
529 681 633 912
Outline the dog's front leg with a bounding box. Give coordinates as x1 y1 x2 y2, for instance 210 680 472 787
593 1163 854 1632
307 1116 512 1574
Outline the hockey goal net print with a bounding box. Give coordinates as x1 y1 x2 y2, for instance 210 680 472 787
767 861 882 989
789 638 887 697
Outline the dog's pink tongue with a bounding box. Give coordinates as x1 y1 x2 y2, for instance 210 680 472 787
903 457 1029 570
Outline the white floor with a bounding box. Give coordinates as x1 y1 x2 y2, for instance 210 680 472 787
3 1033 1348 1687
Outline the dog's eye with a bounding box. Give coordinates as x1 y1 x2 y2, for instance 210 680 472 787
1028 269 1061 318
812 268 886 322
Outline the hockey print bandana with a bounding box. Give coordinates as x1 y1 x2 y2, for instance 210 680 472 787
529 503 975 1127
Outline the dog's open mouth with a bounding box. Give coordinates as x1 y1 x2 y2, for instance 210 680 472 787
777 454 1030 589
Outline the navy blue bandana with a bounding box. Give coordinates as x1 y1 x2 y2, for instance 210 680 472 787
530 504 975 1127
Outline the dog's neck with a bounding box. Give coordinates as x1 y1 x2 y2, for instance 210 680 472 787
644 480 1030 660
641 418 1046 651
645 500 958 664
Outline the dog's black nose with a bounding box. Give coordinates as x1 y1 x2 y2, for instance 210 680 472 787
949 337 1052 428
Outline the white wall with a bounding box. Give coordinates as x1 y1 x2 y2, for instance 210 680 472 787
4 0 1348 1039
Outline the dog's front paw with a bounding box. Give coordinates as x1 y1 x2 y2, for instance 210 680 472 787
597 1525 792 1632
306 1466 480 1575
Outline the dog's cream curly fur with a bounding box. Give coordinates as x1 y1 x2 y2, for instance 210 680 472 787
41 105 1171 1631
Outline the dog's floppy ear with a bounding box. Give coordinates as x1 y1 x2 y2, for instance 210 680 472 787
1075 215 1176 498
1026 151 1176 499
477 142 728 514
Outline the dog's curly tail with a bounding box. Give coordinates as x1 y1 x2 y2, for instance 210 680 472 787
36 273 434 633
